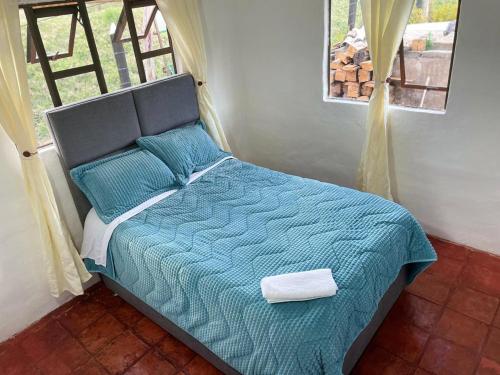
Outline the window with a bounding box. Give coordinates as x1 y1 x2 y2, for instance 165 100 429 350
327 0 460 111
20 1 176 146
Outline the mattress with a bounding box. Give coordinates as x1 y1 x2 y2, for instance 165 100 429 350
85 158 436 375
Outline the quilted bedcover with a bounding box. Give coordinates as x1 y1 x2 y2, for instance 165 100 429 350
86 159 436 374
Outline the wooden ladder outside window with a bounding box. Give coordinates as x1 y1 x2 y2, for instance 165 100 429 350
22 0 108 107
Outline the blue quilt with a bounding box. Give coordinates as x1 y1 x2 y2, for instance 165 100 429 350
86 159 436 374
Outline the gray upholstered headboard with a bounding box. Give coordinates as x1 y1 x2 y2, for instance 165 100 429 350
46 73 200 224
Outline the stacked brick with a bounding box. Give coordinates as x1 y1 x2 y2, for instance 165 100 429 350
329 40 374 101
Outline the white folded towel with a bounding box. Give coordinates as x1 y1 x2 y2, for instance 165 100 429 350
260 269 338 304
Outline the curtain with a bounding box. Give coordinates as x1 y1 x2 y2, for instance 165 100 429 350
357 0 414 200
0 1 91 297
156 0 231 152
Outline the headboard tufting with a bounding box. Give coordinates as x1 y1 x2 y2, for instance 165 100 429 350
46 73 200 223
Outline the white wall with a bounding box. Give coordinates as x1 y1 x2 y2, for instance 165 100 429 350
0 130 95 342
0 130 66 341
201 0 500 255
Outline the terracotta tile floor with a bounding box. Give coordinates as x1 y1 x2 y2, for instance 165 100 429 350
1 237 500 375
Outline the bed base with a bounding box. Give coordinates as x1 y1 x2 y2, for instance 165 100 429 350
102 264 409 375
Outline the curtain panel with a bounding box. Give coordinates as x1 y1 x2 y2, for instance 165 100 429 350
357 0 415 200
156 0 231 152
0 0 91 297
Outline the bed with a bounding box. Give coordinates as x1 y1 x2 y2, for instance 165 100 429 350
46 73 436 375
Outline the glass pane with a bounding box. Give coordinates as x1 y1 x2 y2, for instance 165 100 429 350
391 84 447 111
328 0 460 111
55 72 102 104
394 0 459 88
329 0 362 47
131 6 172 52
143 55 176 81
328 0 366 101
21 1 178 146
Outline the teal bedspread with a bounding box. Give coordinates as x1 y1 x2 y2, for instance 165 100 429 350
86 159 436 374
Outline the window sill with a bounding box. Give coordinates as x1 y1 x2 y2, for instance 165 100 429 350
38 143 55 152
323 96 447 115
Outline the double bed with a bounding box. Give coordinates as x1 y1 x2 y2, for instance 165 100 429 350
46 73 436 374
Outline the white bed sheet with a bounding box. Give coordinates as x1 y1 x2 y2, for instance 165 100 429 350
80 156 234 266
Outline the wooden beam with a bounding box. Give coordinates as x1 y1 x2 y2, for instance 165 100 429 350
77 0 108 94
67 11 77 56
129 0 155 9
167 28 177 73
24 1 109 106
115 5 158 42
18 0 112 6
32 4 76 17
23 6 62 106
142 5 158 37
27 10 77 63
123 0 147 83
111 8 127 43
52 64 95 80
124 0 177 79
141 46 173 60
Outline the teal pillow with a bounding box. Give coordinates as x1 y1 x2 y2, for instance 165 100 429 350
137 121 231 185
70 148 177 223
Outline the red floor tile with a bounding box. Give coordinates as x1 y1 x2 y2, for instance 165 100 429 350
414 369 432 375
406 272 451 305
434 308 489 351
0 340 11 358
429 237 469 261
352 345 415 375
468 251 500 274
424 254 465 285
484 328 500 363
125 349 177 375
0 342 40 375
50 296 86 320
373 318 429 363
133 317 167 346
419 337 477 375
37 336 90 375
387 292 442 332
447 287 499 324
183 355 224 375
494 308 500 328
95 331 149 375
157 334 196 369
58 301 107 336
78 313 125 354
19 319 69 362
73 359 109 375
15 315 56 343
461 264 500 297
477 357 500 375
110 303 144 328
2 242 499 375
88 285 124 309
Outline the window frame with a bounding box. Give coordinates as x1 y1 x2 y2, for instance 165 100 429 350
327 0 462 110
20 0 178 148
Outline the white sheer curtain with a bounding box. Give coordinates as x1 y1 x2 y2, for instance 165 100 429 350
357 0 414 200
156 0 231 152
0 0 90 297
